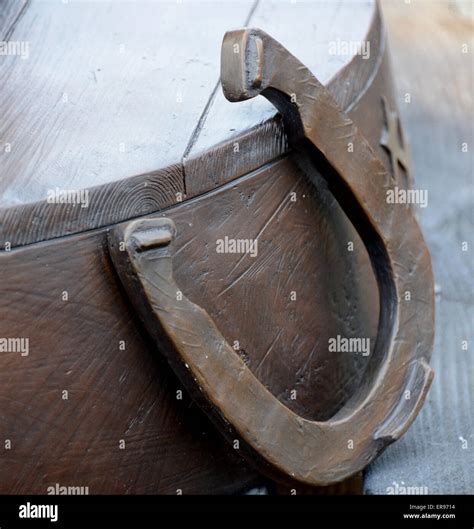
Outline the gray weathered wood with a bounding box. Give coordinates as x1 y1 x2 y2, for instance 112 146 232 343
185 0 376 165
0 0 374 207
0 1 383 248
0 0 253 205
364 0 474 495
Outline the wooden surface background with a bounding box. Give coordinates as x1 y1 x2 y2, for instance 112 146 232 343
0 0 374 206
364 0 473 494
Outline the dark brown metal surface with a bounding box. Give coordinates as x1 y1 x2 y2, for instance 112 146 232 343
108 29 435 486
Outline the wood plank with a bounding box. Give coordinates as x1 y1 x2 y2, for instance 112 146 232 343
364 0 474 494
0 164 184 248
0 0 375 208
0 0 29 39
0 0 254 206
185 0 377 194
0 3 392 249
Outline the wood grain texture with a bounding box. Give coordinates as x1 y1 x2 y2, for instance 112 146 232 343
0 0 254 206
0 164 184 248
184 0 377 192
0 0 374 209
0 0 29 39
0 4 397 249
364 0 474 494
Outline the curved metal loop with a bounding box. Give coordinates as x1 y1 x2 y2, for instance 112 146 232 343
108 28 434 485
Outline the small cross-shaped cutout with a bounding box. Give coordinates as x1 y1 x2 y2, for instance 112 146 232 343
380 96 411 187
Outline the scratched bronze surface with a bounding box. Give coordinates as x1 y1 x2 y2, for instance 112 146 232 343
0 2 436 494
108 28 434 486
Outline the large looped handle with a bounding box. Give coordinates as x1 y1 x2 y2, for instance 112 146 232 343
108 29 434 485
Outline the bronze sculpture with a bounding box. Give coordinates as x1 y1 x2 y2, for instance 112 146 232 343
108 28 434 486
0 3 435 494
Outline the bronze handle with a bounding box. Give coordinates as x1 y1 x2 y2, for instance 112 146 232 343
108 29 434 486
